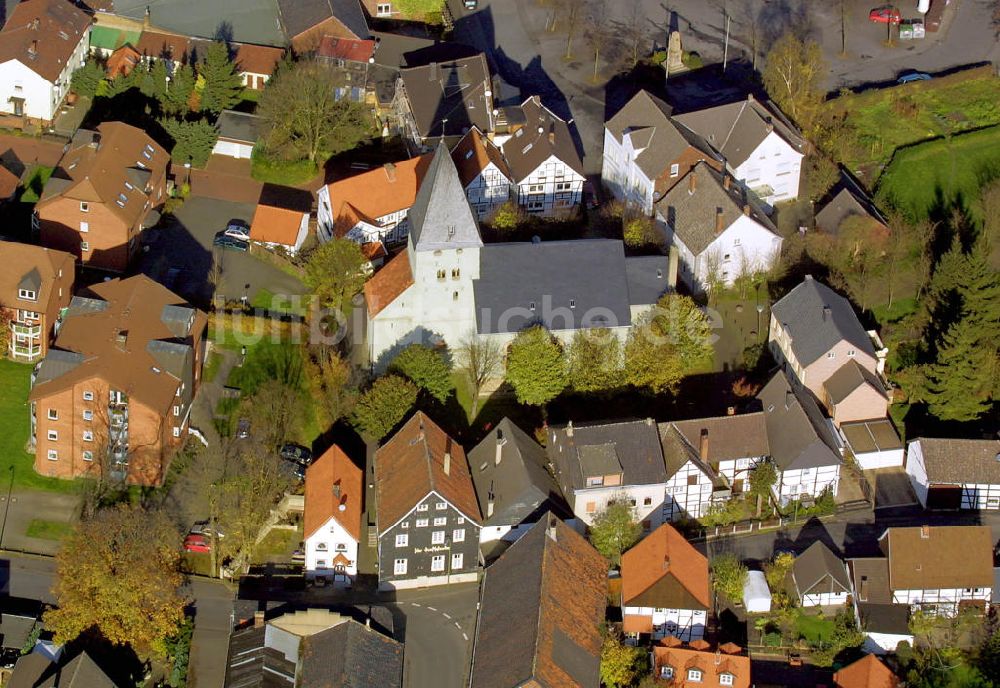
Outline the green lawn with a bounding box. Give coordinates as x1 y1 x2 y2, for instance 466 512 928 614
0 360 81 493
203 351 224 383
250 155 318 186
876 125 1000 221
19 166 54 203
871 297 919 326
25 518 73 540
795 611 836 645
823 74 1000 173
252 526 302 564
251 288 308 317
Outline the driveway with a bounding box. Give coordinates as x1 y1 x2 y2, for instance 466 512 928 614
137 196 306 309
187 577 235 688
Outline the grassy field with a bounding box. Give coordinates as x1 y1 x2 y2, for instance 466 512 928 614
251 288 308 317
795 611 835 645
250 155 318 186
252 526 302 564
0 360 81 493
876 125 1000 221
203 351 224 383
823 74 1000 174
19 166 54 203
25 518 73 540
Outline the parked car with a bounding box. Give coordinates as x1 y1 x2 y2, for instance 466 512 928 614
278 459 306 482
236 418 250 439
280 444 313 466
869 5 902 23
190 521 225 539
291 549 306 564
222 220 251 241
183 533 211 553
213 232 249 252
897 71 932 83
464 0 478 8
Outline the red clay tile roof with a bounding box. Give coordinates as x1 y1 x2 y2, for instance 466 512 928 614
374 412 481 530
250 204 306 246
363 250 412 317
134 30 192 60
304 445 363 542
134 31 283 77
621 523 710 609
0 0 91 82
450 126 510 189
0 242 74 311
361 241 386 260
652 644 751 688
0 165 19 200
234 43 284 76
834 655 900 688
325 155 432 237
623 614 653 634
106 44 141 79
317 36 375 62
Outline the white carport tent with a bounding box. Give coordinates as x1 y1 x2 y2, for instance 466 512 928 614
743 570 771 613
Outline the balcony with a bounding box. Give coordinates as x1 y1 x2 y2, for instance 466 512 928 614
11 323 41 337
11 342 41 358
110 408 128 427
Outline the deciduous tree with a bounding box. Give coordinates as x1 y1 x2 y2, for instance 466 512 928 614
567 328 623 392
504 326 568 408
45 505 186 658
242 379 303 450
588 501 641 567
748 460 777 516
600 631 647 688
711 553 748 604
303 239 367 313
390 344 453 404
457 334 503 417
304 346 357 427
762 32 825 129
624 315 684 394
352 375 418 440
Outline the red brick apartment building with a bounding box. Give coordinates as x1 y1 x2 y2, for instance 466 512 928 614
28 275 206 485
0 242 74 361
35 121 168 272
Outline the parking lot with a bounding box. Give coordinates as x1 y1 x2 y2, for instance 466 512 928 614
137 196 306 309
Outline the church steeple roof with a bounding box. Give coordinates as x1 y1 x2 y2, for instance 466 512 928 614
409 141 483 252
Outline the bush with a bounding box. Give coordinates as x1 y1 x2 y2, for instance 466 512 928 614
71 60 105 98
250 153 318 186
682 51 703 70
622 215 660 249
488 201 523 234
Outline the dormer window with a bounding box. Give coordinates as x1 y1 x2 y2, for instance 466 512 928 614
660 666 674 679
80 202 88 212
125 181 134 191
18 289 36 301
670 163 680 177
720 673 734 686
586 476 603 487
687 669 702 682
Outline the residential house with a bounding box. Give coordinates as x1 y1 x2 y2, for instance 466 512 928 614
905 437 1000 510
822 360 892 427
233 43 286 90
212 110 260 160
316 155 431 245
500 96 585 216
275 0 370 52
0 598 42 661
757 370 842 505
879 525 993 615
9 651 116 688
303 445 363 586
838 419 904 470
547 418 669 528
395 54 494 150
790 541 852 608
315 35 376 103
620 523 710 641
674 95 806 208
105 43 141 79
769 275 888 403
133 32 285 91
833 655 901 688
657 422 725 520
668 412 770 497
249 186 313 255
654 162 782 293
651 640 751 687
601 89 722 214
467 418 571 547
0 242 74 362
847 557 914 654
223 609 403 688
451 126 512 219
362 142 668 366
28 275 207 485
0 0 91 125
35 122 169 272
815 173 888 235
361 0 447 22
468 515 606 688
373 412 481 590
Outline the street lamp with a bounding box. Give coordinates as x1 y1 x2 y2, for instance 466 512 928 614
756 304 764 342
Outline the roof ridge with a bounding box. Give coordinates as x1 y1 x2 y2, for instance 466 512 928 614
718 101 747 152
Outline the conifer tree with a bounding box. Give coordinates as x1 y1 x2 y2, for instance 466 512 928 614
198 42 244 114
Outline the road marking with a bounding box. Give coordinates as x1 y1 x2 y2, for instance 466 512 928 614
410 603 421 607
454 621 461 629
463 632 469 640
442 612 451 619
427 606 437 612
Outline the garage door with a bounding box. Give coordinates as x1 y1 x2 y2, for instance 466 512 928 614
926 484 962 510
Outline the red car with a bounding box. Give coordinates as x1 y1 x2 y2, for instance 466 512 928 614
183 534 211 553
869 6 902 23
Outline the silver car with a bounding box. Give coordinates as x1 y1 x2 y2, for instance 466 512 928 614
223 220 251 241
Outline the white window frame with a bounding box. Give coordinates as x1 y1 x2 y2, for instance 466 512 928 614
670 163 680 177
83 390 94 401
47 449 58 460
453 528 465 542
377 2 391 16
80 241 90 252
82 450 93 462
393 558 407 575
688 669 703 682
430 554 445 572
83 409 93 421
47 408 58 420
431 531 445 545
395 533 409 547
433 517 447 526
720 674 734 686
416 518 428 528
435 501 447 510
417 504 429 512
79 201 89 212
18 289 36 301
451 552 463 569
172 427 181 438
83 430 93 442
47 430 58 441
79 221 89 233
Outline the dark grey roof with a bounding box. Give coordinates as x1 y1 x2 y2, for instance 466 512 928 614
298 621 403 688
792 541 851 597
370 31 436 69
673 95 805 169
823 360 887 405
217 110 262 144
409 142 483 251
17 267 41 294
160 304 196 338
858 603 910 636
32 349 85 385
911 437 1000 486
112 0 287 46
474 239 634 335
548 419 667 492
0 613 37 651
658 423 716 480
223 625 294 688
757 371 841 471
655 162 777 255
840 419 903 455
8 652 116 688
848 557 892 605
147 340 194 408
770 276 876 367
500 96 584 181
277 0 368 40
470 517 605 688
624 255 670 306
399 54 492 139
125 167 152 191
605 90 721 180
814 173 887 234
65 296 108 317
467 418 570 528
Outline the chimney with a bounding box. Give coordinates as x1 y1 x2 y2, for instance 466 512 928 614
143 5 151 29
495 428 505 465
31 17 39 29
920 525 930 539
715 651 722 666
662 555 670 571
726 406 736 416
546 515 558 542
28 40 37 56
487 495 494 518
115 329 128 351
444 450 451 476
254 611 265 629
723 175 731 190
548 131 555 145
715 208 725 234
784 390 795 410
333 482 342 499
688 172 697 194
742 203 751 216
566 420 573 438
429 62 438 82
645 417 654 426
365 617 371 628
699 429 709 460
859 575 869 602
383 162 397 183
822 306 831 321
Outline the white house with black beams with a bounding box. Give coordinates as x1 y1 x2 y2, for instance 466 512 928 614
905 437 1000 511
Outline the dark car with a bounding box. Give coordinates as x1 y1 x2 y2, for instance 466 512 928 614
236 418 251 439
213 232 249 252
280 444 313 465
897 71 932 84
